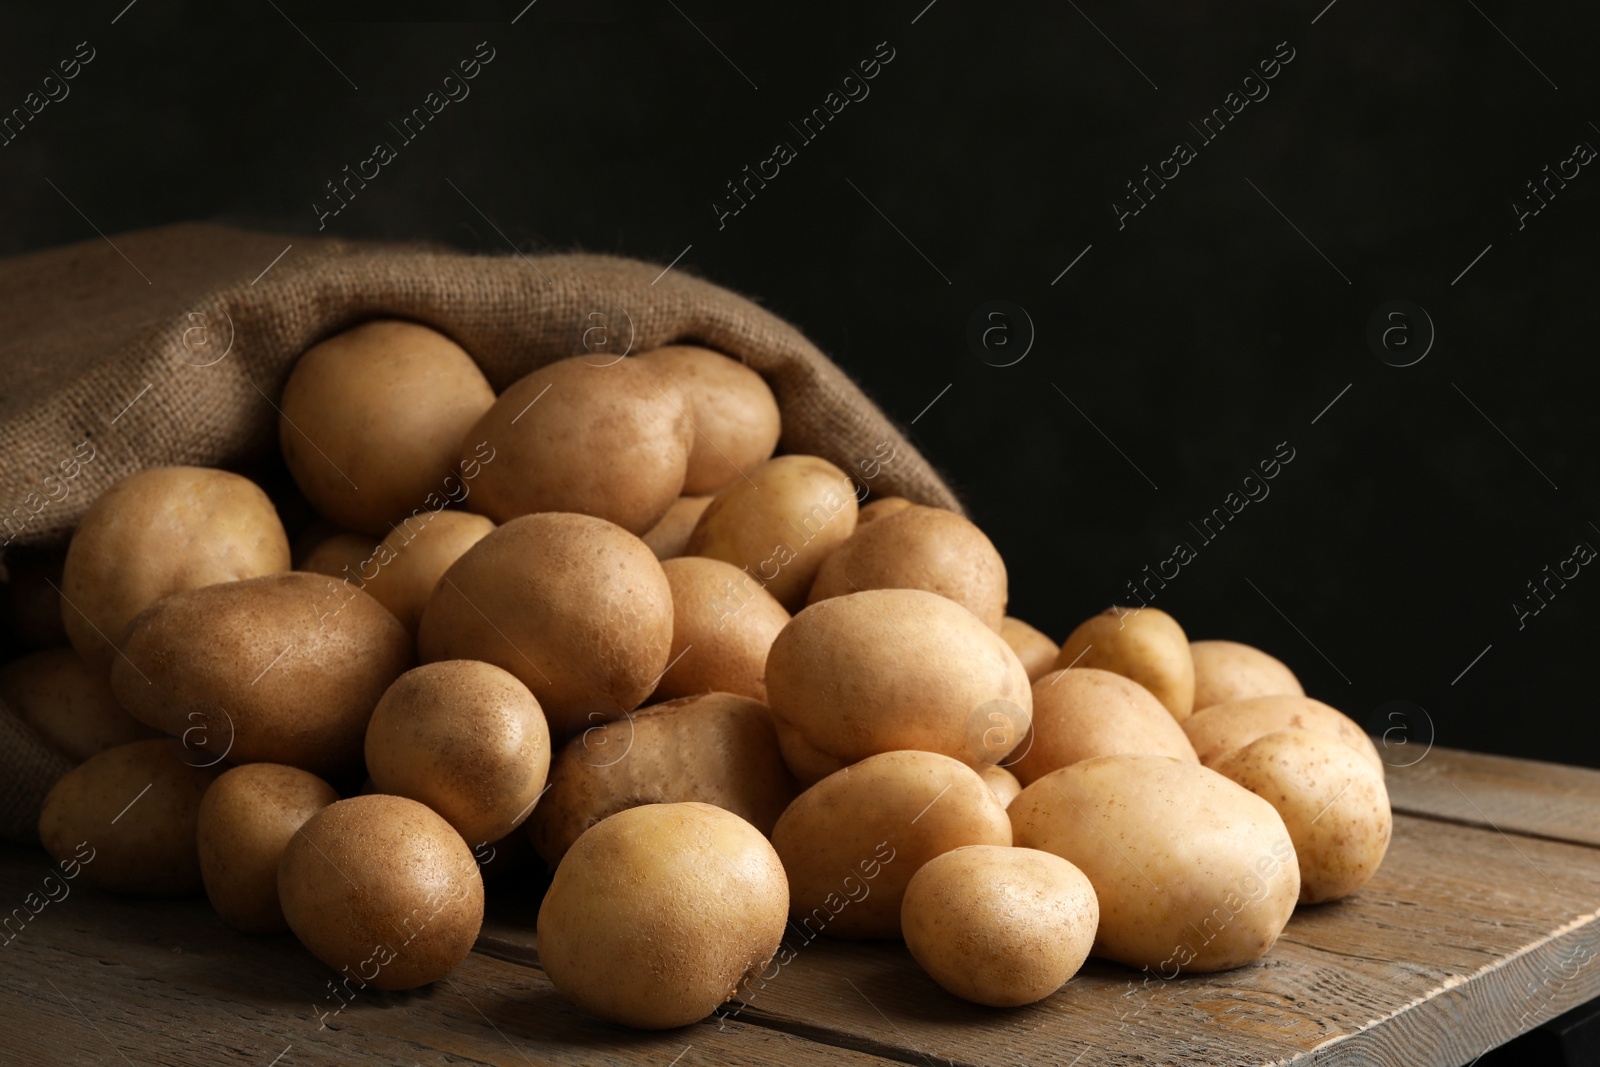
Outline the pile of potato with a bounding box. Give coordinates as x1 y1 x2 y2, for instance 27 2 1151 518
2 319 1392 1029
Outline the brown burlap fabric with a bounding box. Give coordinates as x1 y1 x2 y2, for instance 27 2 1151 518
0 223 961 842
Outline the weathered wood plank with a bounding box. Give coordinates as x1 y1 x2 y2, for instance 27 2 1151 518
1385 746 1600 847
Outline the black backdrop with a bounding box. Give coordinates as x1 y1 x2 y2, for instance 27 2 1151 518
5 2 1596 767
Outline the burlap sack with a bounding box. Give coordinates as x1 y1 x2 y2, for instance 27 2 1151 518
0 223 962 843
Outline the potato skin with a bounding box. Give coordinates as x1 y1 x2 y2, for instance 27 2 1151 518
1011 668 1197 786
979 764 1023 807
656 557 789 702
359 510 496 636
642 496 713 560
1190 640 1303 712
0 648 159 760
1183 694 1383 775
857 496 914 525
1054 607 1195 722
298 532 380 582
1000 617 1059 683
637 345 780 495
774 717 846 787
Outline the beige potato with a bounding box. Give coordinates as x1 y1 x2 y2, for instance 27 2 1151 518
1010 755 1299 973
1213 730 1391 903
1001 616 1059 683
279 320 496 535
774 717 846 787
902 845 1099 1007
365 660 550 846
1191 640 1303 712
417 513 672 740
686 454 858 610
1183 695 1383 775
656 557 789 702
538 802 788 1028
771 750 1012 940
61 467 291 674
359 510 496 635
112 572 411 775
196 763 340 932
0 648 159 759
1055 606 1195 722
38 739 223 895
978 763 1022 807
642 495 713 560
298 532 380 582
637 345 781 495
857 496 915 525
529 692 797 864
1011 668 1198 786
279 795 483 990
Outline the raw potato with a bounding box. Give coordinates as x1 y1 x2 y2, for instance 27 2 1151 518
774 717 846 787
417 513 672 739
112 572 412 775
529 692 797 864
771 750 1013 940
766 588 1032 768
1001 616 1059 683
359 510 496 635
279 320 496 535
365 660 551 846
60 466 291 674
38 738 223 895
807 505 1008 631
0 648 159 759
1191 640 1303 712
1183 695 1383 775
637 345 781 495
901 845 1099 1007
857 496 914 525
538 802 788 1028
299 532 380 581
656 557 790 702
978 764 1023 807
1055 607 1196 722
280 795 484 991
1010 755 1299 973
1011 668 1197 786
642 496 713 560
686 454 858 611
463 355 692 534
1213 729 1392 903
196 763 339 932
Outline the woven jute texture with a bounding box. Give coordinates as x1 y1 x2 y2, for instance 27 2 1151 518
0 223 960 842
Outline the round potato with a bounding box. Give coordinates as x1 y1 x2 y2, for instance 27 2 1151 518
1183 695 1383 775
902 845 1099 1006
1010 755 1299 973
1191 640 1303 712
359 510 496 635
1000 616 1059 683
857 496 915 525
978 763 1022 807
197 763 340 932
0 648 159 760
642 495 713 560
279 320 496 535
61 467 290 674
771 750 1012 940
1011 668 1197 785
298 532 380 582
656 557 789 702
1054 607 1195 722
637 345 781 495
538 802 788 1028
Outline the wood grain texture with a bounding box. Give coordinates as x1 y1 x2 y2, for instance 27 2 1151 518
1386 746 1600 847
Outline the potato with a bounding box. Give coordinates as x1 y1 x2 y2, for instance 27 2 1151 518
196 763 339 932
529 692 797 865
359 510 495 635
279 320 496 535
1183 694 1383 775
1011 668 1197 785
642 495 713 560
279 795 483 990
1010 755 1298 972
365 660 550 846
538 802 788 1028
774 717 846 787
417 513 672 740
1054 606 1195 722
1191 640 1303 712
112 572 411 775
857 496 915 525
807 506 1008 630
656 557 789 702
637 345 781 495
1001 616 1058 683
61 467 290 674
771 750 1012 940
299 532 380 581
38 739 223 895
766 588 1031 768
463 355 691 534
978 763 1022 807
902 845 1098 1006
686 454 858 610
0 648 159 759
1213 730 1391 903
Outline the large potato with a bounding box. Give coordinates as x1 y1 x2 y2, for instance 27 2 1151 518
359 510 495 635
61 467 290 674
655 557 789 702
1000 616 1058 683
0 648 159 759
637 345 781 495
1011 668 1197 785
1010 755 1298 973
1055 607 1195 722
1191 640 1303 712
1183 694 1382 775
641 495 713 560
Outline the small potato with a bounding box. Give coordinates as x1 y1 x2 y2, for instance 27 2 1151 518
857 496 915 525
298 532 380 581
538 802 788 1028
771 751 1012 940
642 496 713 560
366 661 551 847
1055 606 1195 722
279 795 483 990
686 454 858 611
359 510 496 635
0 648 159 760
279 320 496 535
902 845 1098 1007
978 764 1022 807
1011 668 1197 786
38 739 224 895
807 505 1008 631
1183 695 1383 775
656 557 789 702
1000 617 1058 683
1213 730 1391 903
1191 640 1303 712
774 718 846 787
197 763 339 932
637 345 781 495
61 467 291 674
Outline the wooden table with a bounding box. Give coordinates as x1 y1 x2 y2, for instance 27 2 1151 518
2 746 1597 1067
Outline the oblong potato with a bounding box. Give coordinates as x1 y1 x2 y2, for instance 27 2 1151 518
641 496 713 561
656 557 789 702
1183 694 1383 775
1000 617 1059 683
0 648 159 760
637 345 781 495
1011 668 1197 786
1054 607 1195 722
1190 640 1303 712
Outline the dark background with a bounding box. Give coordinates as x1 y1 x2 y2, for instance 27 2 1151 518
4 2 1596 767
